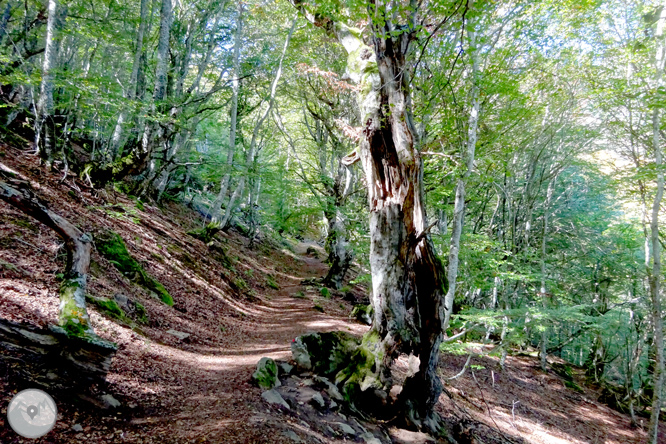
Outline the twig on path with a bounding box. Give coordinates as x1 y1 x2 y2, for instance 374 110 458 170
15 237 46 253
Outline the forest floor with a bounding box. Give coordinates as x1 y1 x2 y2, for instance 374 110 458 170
0 141 663 443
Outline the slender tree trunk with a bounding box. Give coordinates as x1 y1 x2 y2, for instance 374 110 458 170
220 15 295 229
0 2 12 46
136 0 172 174
539 176 556 371
212 5 243 220
34 0 58 166
648 6 666 441
443 18 481 332
110 0 148 159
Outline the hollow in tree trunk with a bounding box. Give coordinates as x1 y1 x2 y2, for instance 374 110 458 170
293 2 447 432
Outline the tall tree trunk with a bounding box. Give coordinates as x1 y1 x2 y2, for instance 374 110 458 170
212 4 243 220
648 4 666 441
539 176 556 371
323 164 354 289
219 15 295 230
136 0 172 175
110 0 148 159
33 0 58 166
443 17 481 332
293 9 445 432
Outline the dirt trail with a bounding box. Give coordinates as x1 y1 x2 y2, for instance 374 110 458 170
93 242 367 444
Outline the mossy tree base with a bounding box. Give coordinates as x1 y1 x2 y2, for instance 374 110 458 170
291 331 429 425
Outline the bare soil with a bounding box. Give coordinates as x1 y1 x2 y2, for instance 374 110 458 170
0 142 662 443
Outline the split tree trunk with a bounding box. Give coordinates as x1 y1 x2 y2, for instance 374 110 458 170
293 2 447 431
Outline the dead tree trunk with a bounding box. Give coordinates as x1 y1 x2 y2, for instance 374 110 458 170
293 2 447 432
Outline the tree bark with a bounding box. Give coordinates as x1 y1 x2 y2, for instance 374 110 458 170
110 0 148 159
33 0 58 166
648 4 666 441
323 163 354 289
443 16 481 332
212 4 243 220
539 176 556 371
136 0 172 174
219 15 296 230
0 168 99 340
293 1 447 431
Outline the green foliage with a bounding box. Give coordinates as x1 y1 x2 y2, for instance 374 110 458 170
233 277 248 291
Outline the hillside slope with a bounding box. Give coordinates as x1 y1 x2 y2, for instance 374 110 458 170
0 141 661 443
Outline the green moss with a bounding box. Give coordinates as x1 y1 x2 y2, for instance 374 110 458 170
187 222 221 243
266 275 280 290
336 331 384 405
320 287 331 298
233 277 247 291
351 304 373 325
134 302 148 324
95 230 173 306
61 318 87 337
252 357 280 390
87 295 124 320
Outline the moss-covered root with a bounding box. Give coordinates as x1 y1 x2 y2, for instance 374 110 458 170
335 330 387 407
59 275 96 337
95 230 173 305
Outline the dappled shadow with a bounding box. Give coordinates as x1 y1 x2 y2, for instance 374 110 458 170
438 350 663 444
0 145 370 442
